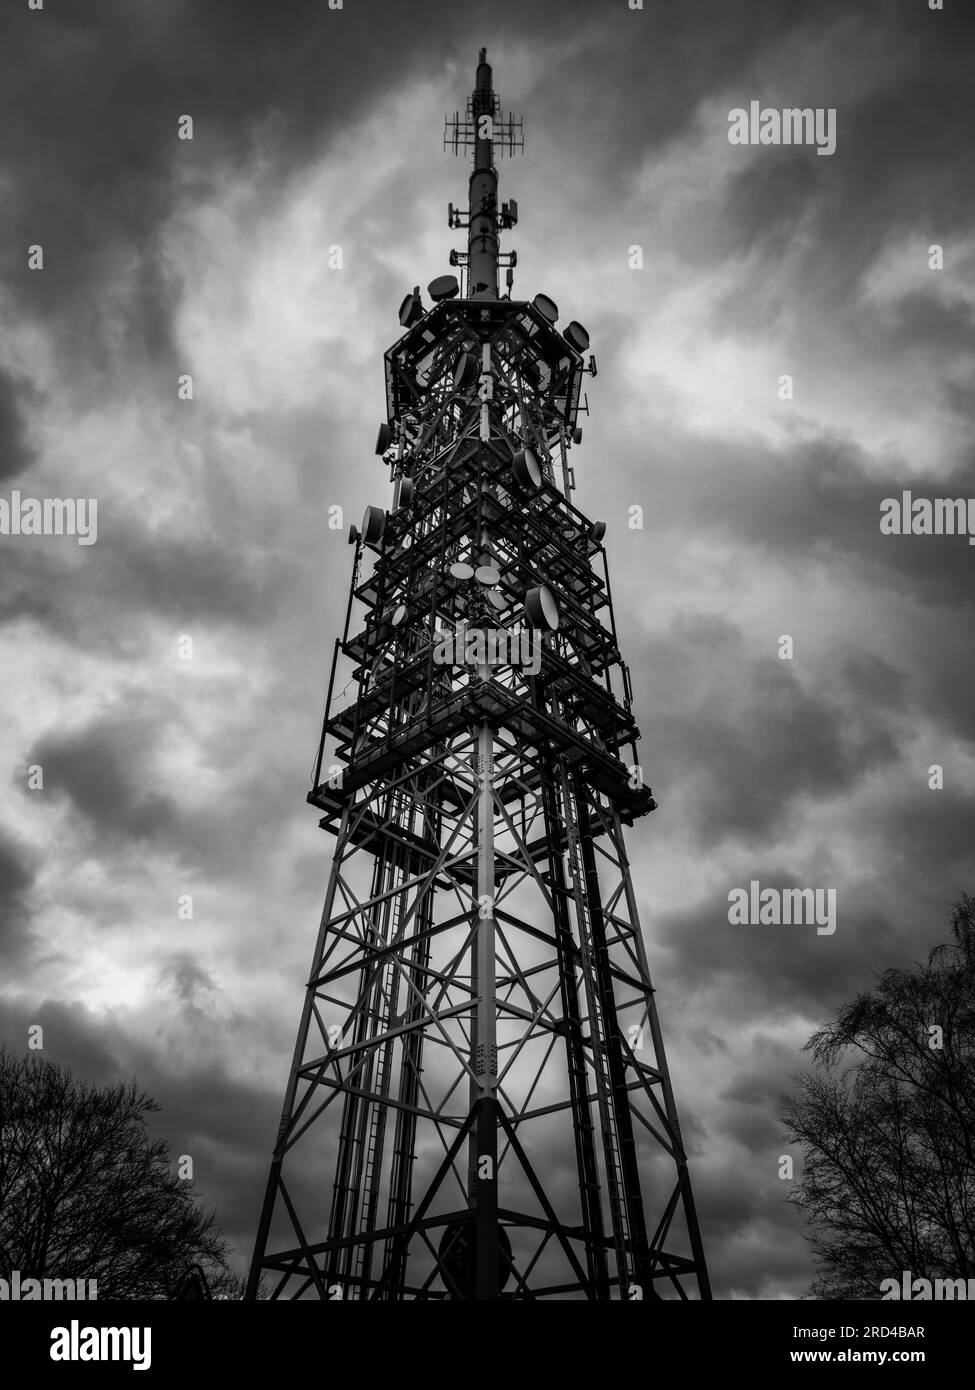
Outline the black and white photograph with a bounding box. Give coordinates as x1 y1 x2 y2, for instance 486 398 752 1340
0 0 973 1368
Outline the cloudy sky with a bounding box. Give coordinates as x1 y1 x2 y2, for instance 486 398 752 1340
2 0 974 1300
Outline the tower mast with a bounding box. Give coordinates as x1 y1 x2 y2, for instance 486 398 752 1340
468 48 499 300
248 51 709 1302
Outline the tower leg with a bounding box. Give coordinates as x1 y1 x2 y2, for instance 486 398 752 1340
471 718 499 1300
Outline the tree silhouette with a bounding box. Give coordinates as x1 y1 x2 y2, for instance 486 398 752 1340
0 1047 240 1298
781 894 975 1299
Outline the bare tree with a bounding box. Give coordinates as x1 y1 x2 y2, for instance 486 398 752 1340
781 894 975 1299
0 1048 240 1298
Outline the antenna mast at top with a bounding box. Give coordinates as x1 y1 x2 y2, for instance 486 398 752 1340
444 49 523 299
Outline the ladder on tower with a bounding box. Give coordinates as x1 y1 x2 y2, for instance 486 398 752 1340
353 834 407 1294
564 776 633 1294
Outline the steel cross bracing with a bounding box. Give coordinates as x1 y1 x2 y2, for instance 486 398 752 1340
247 51 710 1302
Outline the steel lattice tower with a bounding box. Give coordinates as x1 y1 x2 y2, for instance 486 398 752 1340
247 51 710 1302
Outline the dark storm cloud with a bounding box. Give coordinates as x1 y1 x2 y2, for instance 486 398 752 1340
523 0 852 200
715 157 822 268
0 999 120 1082
22 693 325 885
872 787 975 895
25 711 249 876
729 443 975 614
0 832 35 966
723 1103 786 1157
511 0 975 256
92 520 282 626
638 613 898 847
708 6 975 269
158 951 219 1012
1 0 600 356
880 292 975 356
944 377 975 421
6 0 951 327
0 372 37 482
616 429 975 616
0 484 286 644
656 816 975 1024
693 1164 794 1248
30 716 180 843
657 894 891 1026
906 668 975 772
721 1040 815 1155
